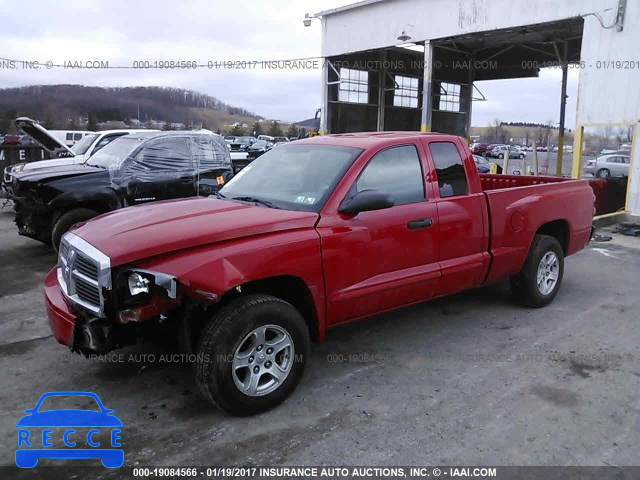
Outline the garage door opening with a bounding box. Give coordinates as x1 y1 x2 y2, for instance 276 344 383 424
575 124 635 218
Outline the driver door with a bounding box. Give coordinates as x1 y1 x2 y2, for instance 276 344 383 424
317 143 441 325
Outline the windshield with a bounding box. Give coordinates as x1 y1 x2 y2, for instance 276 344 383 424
86 136 146 169
70 133 98 155
219 144 362 212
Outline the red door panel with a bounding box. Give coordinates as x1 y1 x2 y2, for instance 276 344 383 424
318 202 440 325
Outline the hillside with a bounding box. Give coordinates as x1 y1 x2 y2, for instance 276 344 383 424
0 85 260 131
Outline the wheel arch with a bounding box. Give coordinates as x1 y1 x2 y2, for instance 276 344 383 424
50 195 116 224
220 275 320 341
535 219 570 255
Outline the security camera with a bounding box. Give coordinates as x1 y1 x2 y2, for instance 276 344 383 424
303 13 312 27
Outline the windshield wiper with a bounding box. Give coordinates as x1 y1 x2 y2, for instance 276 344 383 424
214 191 226 199
231 196 278 209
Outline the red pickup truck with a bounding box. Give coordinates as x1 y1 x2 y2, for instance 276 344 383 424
44 132 594 415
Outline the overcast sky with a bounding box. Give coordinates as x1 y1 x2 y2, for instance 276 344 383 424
0 0 578 126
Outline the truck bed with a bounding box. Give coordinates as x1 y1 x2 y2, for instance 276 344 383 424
478 173 570 191
478 174 595 284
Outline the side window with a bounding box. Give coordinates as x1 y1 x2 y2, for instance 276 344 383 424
429 142 468 198
192 135 230 170
66 133 73 141
74 133 82 141
134 137 193 171
93 134 120 153
356 145 424 205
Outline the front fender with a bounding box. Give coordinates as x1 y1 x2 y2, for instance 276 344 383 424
49 189 121 211
132 229 327 334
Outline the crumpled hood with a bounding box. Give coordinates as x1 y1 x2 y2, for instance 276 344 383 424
72 196 319 266
13 164 103 183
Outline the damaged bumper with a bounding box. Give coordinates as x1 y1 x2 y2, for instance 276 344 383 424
14 195 52 242
45 268 118 354
45 268 76 346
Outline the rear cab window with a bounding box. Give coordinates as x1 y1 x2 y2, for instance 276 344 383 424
428 142 469 198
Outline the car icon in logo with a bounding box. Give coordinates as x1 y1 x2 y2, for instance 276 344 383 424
16 391 123 468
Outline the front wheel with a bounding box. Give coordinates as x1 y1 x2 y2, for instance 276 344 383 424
51 208 99 252
511 234 564 308
194 294 310 416
498 153 504 159
519 154 525 159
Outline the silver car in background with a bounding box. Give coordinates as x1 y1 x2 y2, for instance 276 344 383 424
584 154 630 178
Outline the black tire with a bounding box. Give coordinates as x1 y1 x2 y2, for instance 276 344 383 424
511 234 564 308
519 154 525 159
194 294 310 416
596 168 610 179
498 153 504 159
51 208 99 251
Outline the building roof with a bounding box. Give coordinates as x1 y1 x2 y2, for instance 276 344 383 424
314 0 386 18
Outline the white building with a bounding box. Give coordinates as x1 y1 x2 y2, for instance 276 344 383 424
313 0 640 218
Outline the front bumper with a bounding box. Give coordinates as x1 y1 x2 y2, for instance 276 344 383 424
44 267 75 346
45 267 116 354
13 195 52 242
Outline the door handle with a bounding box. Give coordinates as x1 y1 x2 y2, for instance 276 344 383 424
407 218 433 230
179 176 193 183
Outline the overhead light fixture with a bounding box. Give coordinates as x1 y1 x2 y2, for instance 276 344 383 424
303 13 312 27
397 30 411 42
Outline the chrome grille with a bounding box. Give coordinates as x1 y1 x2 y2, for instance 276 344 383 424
58 233 111 317
76 253 99 279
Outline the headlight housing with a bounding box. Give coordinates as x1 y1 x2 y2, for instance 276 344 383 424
11 163 25 173
117 269 178 309
128 272 150 296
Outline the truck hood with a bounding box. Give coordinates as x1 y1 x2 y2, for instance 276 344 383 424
73 196 319 266
21 155 86 171
15 117 75 155
13 164 105 183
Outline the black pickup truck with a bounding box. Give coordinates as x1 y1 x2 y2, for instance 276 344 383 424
11 130 233 250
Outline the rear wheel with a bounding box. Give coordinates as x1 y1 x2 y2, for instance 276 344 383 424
51 208 99 252
194 294 310 416
511 234 564 308
519 153 525 159
498 153 504 159
596 168 610 179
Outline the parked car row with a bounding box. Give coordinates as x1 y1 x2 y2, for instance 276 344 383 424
470 143 526 159
1 133 39 146
472 143 580 155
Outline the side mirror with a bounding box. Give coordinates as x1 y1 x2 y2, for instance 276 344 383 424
339 189 394 215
